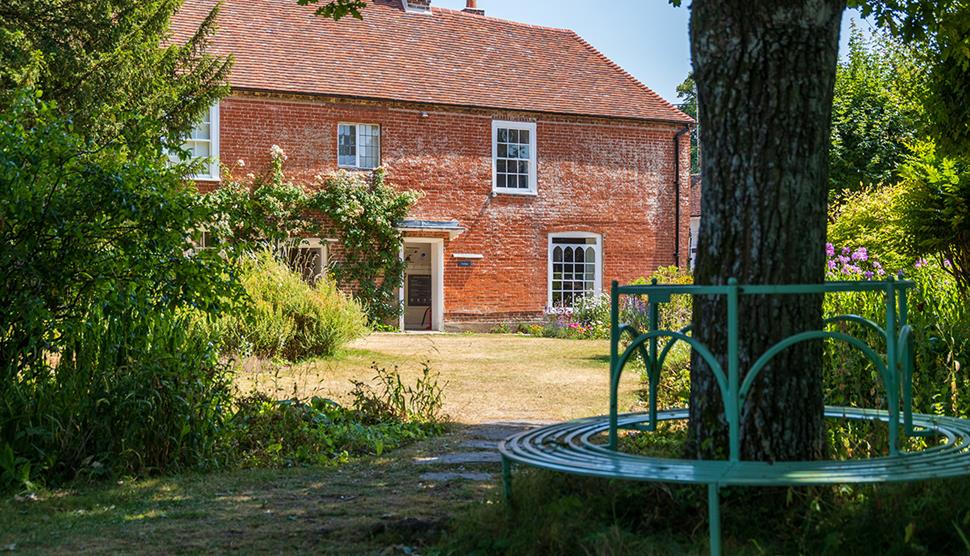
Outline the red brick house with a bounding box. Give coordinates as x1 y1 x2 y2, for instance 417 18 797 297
172 0 693 331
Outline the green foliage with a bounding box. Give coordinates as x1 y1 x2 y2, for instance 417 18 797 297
675 73 700 174
0 0 231 153
297 0 367 20
216 252 367 361
828 184 913 271
2 300 235 487
898 141 970 290
229 392 436 468
0 92 239 389
308 169 418 324
205 151 418 325
205 148 319 259
231 363 444 468
829 25 922 198
350 363 446 426
849 0 970 158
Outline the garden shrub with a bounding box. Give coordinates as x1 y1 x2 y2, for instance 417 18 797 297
823 249 969 419
205 151 419 326
2 299 234 489
217 252 368 360
230 363 444 467
827 184 912 272
350 363 446 425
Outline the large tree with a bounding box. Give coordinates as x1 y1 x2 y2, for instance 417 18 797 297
676 0 970 461
684 0 842 461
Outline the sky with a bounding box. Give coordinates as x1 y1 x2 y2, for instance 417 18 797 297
434 0 872 105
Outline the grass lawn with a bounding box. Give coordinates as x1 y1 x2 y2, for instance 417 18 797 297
237 332 644 424
0 333 643 555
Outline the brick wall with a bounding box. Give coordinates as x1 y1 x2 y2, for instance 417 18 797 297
213 91 691 327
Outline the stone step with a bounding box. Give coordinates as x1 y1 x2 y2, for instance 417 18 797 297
418 471 493 482
413 452 502 465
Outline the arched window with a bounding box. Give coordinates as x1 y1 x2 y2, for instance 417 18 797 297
548 232 602 308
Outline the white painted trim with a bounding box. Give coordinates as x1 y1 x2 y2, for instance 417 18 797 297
492 120 537 195
452 253 483 259
397 226 465 240
189 101 220 181
547 231 603 309
337 122 381 170
401 238 445 332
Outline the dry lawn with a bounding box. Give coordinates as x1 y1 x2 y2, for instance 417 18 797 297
236 332 645 423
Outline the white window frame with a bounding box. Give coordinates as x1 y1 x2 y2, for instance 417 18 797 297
492 120 537 195
547 232 603 309
289 237 329 283
337 122 381 170
186 101 220 181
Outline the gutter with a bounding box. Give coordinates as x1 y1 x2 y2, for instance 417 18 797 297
673 125 690 266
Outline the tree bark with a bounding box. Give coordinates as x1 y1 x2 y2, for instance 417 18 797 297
687 0 844 461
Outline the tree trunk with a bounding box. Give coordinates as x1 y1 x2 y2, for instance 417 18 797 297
687 0 844 461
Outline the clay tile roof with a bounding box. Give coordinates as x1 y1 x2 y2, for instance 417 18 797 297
170 0 692 123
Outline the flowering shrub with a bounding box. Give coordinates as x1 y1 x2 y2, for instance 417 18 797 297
205 147 418 325
825 243 886 279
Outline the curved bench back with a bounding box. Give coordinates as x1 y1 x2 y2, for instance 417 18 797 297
608 278 919 460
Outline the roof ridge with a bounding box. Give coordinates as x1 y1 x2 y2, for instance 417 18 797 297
566 29 692 123
429 5 570 33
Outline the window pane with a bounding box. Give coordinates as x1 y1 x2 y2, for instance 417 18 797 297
519 129 529 143
518 175 529 188
498 143 508 158
191 121 210 140
338 125 356 166
497 159 507 173
190 140 210 159
549 237 598 308
498 128 508 142
358 124 380 169
496 174 506 188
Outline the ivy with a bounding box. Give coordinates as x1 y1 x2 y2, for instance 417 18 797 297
205 148 418 325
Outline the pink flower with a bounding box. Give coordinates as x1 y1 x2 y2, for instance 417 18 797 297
851 247 868 262
915 258 928 269
825 243 835 257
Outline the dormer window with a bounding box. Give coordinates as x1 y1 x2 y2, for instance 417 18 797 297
338 123 381 169
492 120 537 195
402 0 432 14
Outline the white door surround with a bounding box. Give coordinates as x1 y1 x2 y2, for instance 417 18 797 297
399 238 444 332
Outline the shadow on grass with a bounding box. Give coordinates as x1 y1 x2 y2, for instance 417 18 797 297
0 442 491 555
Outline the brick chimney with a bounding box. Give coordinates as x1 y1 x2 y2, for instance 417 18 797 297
462 0 484 15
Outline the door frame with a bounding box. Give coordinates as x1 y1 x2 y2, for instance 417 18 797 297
399 237 444 332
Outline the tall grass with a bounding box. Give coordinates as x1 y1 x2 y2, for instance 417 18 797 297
216 252 368 360
1 300 234 489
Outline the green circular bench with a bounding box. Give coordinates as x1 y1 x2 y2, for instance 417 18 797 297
498 278 970 555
